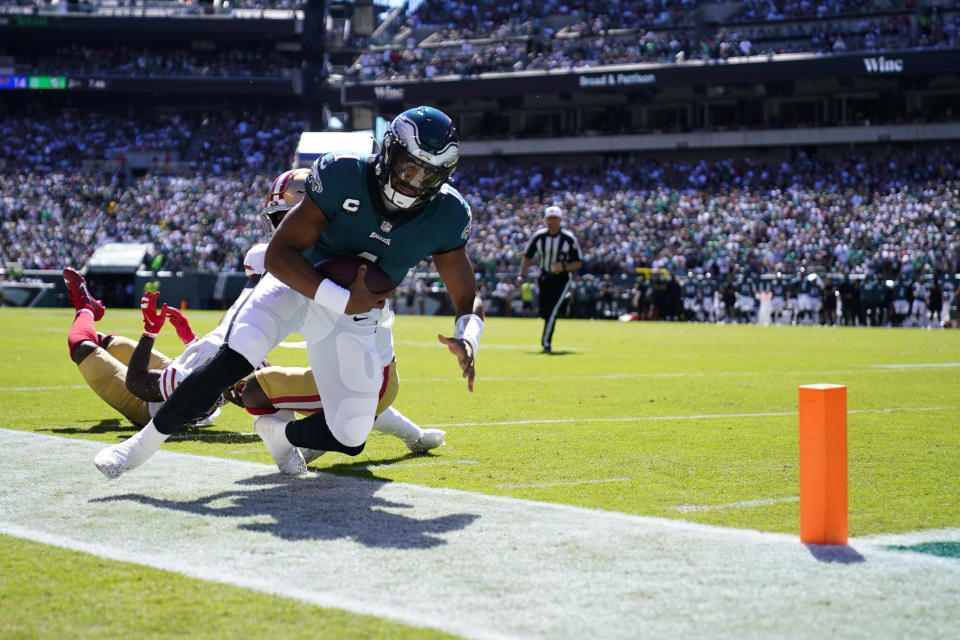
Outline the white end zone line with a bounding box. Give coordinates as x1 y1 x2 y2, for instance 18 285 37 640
1 428 959 640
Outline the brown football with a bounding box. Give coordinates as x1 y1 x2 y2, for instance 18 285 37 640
315 256 395 295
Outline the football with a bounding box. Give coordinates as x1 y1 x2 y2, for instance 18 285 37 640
315 256 395 294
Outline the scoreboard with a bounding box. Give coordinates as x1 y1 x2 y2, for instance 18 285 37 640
0 75 67 90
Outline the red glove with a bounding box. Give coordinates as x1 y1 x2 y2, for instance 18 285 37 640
140 291 168 339
165 307 197 345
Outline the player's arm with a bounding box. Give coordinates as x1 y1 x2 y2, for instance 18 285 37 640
434 246 484 392
264 196 330 298
264 196 391 314
125 336 164 402
125 291 166 402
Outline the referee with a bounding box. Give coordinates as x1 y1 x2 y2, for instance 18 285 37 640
520 205 583 353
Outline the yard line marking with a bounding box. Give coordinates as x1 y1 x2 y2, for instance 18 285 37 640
869 362 960 369
395 340 584 352
0 385 88 392
672 497 800 513
1 428 959 640
403 365 960 383
361 459 478 470
421 406 949 428
5 364 955 392
497 477 630 489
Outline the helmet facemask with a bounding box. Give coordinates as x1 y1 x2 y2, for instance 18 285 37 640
259 204 292 234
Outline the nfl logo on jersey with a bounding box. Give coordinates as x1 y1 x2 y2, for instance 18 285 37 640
380 220 393 233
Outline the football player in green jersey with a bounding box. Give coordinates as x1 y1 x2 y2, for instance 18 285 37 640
96 106 484 478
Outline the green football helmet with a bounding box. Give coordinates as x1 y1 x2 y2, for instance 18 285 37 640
376 106 460 210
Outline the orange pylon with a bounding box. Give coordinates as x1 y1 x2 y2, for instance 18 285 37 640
799 384 848 545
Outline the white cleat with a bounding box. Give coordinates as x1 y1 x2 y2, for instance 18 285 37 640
407 428 445 453
298 448 326 464
254 414 307 475
94 422 168 479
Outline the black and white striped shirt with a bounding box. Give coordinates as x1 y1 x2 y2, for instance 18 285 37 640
524 228 582 277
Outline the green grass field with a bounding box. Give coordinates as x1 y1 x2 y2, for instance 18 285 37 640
1 307 958 638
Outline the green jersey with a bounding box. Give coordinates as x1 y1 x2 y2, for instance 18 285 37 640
304 152 472 285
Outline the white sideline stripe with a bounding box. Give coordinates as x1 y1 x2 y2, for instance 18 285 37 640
278 340 307 349
672 497 800 513
1 428 960 640
497 477 630 489
422 406 949 428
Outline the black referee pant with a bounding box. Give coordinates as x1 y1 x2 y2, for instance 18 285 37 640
538 273 572 351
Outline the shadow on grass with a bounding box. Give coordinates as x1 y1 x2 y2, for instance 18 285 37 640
92 469 479 549
44 421 261 445
806 544 866 564
44 419 132 435
167 428 261 445
322 453 432 475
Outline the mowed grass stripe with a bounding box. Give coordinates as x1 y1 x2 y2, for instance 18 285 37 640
3 361 958 390
2 310 958 534
423 406 951 428
2 428 960 640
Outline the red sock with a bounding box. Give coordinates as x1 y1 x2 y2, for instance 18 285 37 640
68 309 98 361
245 406 279 416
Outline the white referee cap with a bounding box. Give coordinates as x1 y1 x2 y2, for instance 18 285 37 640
544 205 564 219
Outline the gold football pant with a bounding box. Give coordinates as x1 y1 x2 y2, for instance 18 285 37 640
252 360 400 416
76 337 173 428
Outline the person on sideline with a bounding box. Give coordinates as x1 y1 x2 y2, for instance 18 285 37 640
519 205 582 353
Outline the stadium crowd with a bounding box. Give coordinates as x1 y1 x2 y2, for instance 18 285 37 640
6 0 957 85
2 109 957 296
0 108 302 272
26 45 299 79
0 0 304 13
348 1 958 82
0 98 957 327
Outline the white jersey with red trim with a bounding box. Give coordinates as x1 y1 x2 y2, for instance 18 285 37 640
156 243 271 409
243 243 268 278
158 334 225 401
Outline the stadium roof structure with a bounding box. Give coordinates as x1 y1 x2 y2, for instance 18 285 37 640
294 130 377 168
86 242 155 273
